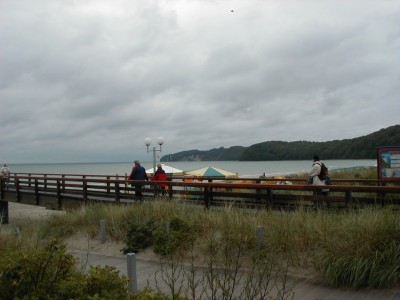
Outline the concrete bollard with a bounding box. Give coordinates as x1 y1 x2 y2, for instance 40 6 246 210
14 225 21 238
127 253 137 293
100 219 106 243
256 226 265 249
165 221 170 236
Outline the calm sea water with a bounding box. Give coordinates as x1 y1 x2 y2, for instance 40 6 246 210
8 160 376 177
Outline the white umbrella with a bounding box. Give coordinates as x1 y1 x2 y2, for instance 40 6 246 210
146 164 184 176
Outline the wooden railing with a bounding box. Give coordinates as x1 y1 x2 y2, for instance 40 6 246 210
1 173 400 211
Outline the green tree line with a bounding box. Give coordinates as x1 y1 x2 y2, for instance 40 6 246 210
161 125 400 161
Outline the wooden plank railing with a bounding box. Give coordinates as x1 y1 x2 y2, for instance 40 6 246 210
1 173 400 210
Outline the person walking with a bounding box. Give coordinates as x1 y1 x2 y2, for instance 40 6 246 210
153 164 167 196
308 155 331 208
128 160 148 198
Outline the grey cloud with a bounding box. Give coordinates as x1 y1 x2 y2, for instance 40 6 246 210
0 0 399 163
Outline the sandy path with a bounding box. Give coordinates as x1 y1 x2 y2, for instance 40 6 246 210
7 202 66 220
3 202 156 260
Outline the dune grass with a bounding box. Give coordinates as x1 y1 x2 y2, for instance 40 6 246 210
9 198 397 289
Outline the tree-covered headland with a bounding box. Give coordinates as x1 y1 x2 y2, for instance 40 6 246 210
161 125 400 161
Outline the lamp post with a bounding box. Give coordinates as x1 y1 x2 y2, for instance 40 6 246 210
144 137 165 175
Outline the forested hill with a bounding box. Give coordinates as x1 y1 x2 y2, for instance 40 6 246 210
161 146 247 162
160 125 400 161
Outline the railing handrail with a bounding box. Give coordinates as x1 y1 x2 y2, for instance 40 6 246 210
2 172 400 212
6 175 400 193
8 172 398 184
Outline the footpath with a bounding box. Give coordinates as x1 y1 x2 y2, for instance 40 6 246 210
69 245 400 300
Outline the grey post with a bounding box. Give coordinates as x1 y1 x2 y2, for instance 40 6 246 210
127 253 137 293
100 219 106 243
256 226 265 249
165 221 170 236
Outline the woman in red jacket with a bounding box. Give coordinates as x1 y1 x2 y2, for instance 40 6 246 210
153 164 167 196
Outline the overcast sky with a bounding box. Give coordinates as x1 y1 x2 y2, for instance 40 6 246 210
1 0 399 163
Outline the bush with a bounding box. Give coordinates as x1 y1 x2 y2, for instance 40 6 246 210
0 240 135 299
79 265 131 299
132 287 188 300
0 239 78 299
122 219 156 254
153 217 195 256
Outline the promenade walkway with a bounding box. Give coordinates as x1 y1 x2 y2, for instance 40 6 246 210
70 247 400 300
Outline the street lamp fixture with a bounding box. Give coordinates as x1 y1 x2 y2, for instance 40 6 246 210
144 137 165 175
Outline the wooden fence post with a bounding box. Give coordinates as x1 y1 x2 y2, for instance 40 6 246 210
204 186 210 209
35 179 39 206
379 181 386 207
256 179 261 202
57 181 62 209
106 176 111 194
167 178 173 200
345 190 352 209
83 181 88 204
115 182 120 204
15 178 20 202
266 188 273 208
0 200 9 224
0 179 4 200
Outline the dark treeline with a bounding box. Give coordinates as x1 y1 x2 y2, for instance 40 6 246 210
161 125 400 161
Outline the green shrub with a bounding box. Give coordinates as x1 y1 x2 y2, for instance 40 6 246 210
0 239 135 299
153 217 195 256
57 264 133 300
0 239 78 299
123 219 156 254
132 287 188 300
80 265 131 299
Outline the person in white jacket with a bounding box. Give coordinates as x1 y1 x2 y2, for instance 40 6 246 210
308 155 331 208
1 163 10 186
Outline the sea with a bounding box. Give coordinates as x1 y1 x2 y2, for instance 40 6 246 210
7 159 377 178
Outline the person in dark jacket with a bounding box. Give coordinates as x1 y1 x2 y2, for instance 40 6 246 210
153 164 167 196
128 160 148 198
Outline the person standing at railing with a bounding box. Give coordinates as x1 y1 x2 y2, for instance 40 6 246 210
1 163 10 186
128 160 148 198
152 164 167 196
308 155 331 208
